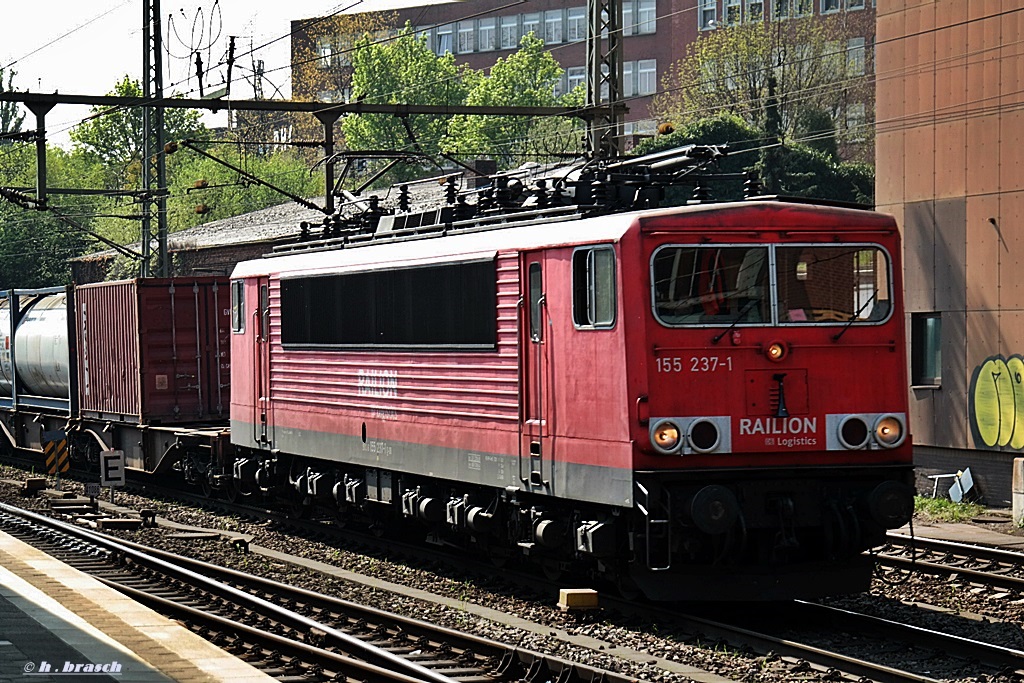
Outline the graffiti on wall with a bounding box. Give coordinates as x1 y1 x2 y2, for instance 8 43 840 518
969 355 1024 449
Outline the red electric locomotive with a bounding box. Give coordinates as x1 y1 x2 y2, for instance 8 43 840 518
228 149 915 601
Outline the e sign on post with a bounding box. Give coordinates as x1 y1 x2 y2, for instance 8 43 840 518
100 450 126 487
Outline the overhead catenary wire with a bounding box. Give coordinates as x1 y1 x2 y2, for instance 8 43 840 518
2 1 1015 222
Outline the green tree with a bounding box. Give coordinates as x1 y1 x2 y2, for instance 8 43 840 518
443 34 578 168
0 145 99 288
340 26 479 182
634 113 762 203
0 67 25 142
633 112 873 205
652 18 867 157
69 76 207 189
164 142 322 231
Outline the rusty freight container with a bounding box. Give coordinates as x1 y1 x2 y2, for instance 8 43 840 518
75 278 230 424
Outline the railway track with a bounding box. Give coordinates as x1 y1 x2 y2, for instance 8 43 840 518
6 465 1024 683
880 532 1024 593
0 501 646 683
696 599 1024 682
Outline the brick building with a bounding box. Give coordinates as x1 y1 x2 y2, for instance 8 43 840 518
876 0 1024 505
291 0 877 141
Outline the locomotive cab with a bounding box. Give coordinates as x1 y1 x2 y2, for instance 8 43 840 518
625 201 915 599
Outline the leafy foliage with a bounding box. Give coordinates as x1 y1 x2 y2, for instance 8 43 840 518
69 76 207 189
340 27 479 181
164 143 321 231
0 67 25 141
652 18 868 157
443 34 579 167
633 112 873 204
914 496 985 523
0 146 98 288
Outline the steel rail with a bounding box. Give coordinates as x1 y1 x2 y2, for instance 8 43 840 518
792 600 1024 674
0 501 458 683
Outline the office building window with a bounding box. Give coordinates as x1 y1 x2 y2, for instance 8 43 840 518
545 10 564 43
911 313 942 386
700 0 717 29
553 74 564 98
623 62 635 97
847 36 866 76
822 0 840 12
637 59 657 95
437 24 453 54
500 15 519 49
567 66 586 92
457 21 476 53
845 102 866 141
848 0 865 9
523 13 541 38
317 38 333 68
794 0 812 16
774 0 791 19
478 18 495 51
746 0 763 21
637 0 656 33
623 1 635 36
567 7 586 41
725 0 741 24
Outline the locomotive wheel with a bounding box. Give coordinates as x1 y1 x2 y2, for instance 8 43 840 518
541 562 562 581
225 477 255 504
225 479 241 504
285 492 312 519
616 576 642 601
333 503 350 527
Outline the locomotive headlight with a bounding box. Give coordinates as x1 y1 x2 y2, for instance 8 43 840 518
651 420 682 454
688 419 721 454
765 340 788 362
873 414 905 448
838 415 870 450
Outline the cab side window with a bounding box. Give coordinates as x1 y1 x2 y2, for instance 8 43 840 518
231 280 245 333
573 246 616 328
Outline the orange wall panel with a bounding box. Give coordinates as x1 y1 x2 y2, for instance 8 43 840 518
902 200 936 312
933 121 967 199
965 116 1000 197
1000 111 1024 193
998 191 1024 299
934 22 967 114
965 196 1001 312
903 127 935 201
875 131 905 206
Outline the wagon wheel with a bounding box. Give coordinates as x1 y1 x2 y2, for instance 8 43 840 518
198 472 214 499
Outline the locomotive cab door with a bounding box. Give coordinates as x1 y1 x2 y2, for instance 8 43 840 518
253 277 273 448
520 254 553 491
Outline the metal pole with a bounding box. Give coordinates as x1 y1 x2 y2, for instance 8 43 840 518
315 111 341 215
143 0 168 277
25 102 54 207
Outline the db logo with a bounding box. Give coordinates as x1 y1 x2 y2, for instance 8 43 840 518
969 355 1024 449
